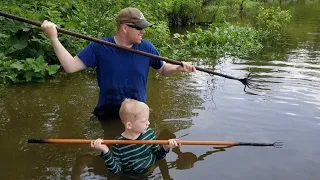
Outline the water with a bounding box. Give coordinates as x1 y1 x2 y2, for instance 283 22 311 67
1 3 320 180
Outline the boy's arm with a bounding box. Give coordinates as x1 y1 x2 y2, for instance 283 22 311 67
152 144 170 160
149 130 170 160
101 145 122 174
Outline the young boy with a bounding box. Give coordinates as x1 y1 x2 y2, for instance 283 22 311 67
91 99 179 174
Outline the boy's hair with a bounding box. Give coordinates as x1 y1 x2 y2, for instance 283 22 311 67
119 99 149 123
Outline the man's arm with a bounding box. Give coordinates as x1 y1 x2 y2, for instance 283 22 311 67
157 62 196 76
42 20 86 73
51 38 86 73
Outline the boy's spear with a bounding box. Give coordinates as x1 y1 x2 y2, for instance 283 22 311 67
28 139 283 148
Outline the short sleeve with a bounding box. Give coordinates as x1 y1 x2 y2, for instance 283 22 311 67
147 42 164 70
77 42 99 67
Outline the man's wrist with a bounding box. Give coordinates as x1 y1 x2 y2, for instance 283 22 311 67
50 37 59 43
175 65 182 72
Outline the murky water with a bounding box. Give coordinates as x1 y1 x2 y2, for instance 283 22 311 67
1 3 320 180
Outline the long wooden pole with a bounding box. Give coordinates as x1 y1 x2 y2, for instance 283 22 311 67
28 139 283 148
0 11 248 85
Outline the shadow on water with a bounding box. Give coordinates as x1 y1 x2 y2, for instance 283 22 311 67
167 147 229 170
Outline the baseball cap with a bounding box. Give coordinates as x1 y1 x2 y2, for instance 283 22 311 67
116 7 152 29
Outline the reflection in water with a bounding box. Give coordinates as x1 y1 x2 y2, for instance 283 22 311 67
152 129 231 179
168 147 229 170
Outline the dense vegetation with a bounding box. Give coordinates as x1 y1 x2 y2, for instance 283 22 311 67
0 0 295 83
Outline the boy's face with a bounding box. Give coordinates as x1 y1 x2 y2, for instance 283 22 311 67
129 111 150 133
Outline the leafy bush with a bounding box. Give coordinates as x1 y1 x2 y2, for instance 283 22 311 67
257 6 292 41
171 23 263 61
0 1 292 83
0 54 59 83
166 0 203 26
168 6 291 62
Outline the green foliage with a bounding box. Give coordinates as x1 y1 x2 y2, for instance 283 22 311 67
166 0 203 26
144 22 171 50
0 0 176 84
171 23 263 61
168 6 291 62
0 54 60 83
0 0 86 84
257 7 292 40
0 0 292 84
74 0 120 38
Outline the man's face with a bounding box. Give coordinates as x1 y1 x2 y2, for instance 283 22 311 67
125 24 145 44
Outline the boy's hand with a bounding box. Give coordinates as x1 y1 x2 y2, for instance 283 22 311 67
163 139 181 150
91 138 109 154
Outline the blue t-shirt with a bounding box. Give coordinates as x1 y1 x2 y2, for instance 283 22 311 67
77 36 164 118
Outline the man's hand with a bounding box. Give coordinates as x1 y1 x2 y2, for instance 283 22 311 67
41 20 58 40
176 61 196 72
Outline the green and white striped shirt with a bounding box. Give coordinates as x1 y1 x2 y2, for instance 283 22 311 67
101 128 169 174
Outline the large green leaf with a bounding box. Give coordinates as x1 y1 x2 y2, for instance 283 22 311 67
24 70 33 82
13 40 28 50
32 56 47 72
10 61 24 71
46 65 60 75
5 74 18 83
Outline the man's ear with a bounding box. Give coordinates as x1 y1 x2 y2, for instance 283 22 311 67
121 24 128 34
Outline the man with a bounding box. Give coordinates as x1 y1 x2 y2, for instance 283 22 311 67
41 7 196 120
